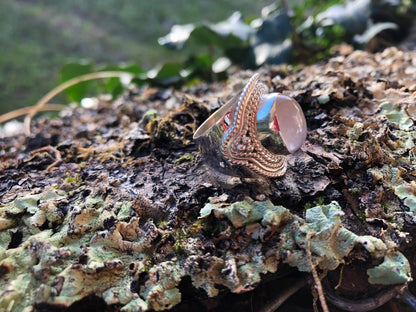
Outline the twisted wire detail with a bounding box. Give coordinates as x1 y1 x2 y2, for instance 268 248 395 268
221 74 287 177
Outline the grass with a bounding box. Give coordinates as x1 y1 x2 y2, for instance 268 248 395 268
0 0 268 115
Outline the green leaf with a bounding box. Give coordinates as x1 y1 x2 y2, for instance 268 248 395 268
209 11 254 42
253 11 291 44
212 57 231 74
120 63 145 76
158 24 195 49
163 12 252 51
101 63 145 98
60 61 94 102
316 0 371 34
192 12 253 49
251 11 293 66
106 80 124 99
252 39 292 66
354 22 398 44
148 63 182 86
184 54 213 80
189 25 225 47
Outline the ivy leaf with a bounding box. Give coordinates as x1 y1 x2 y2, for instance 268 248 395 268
253 11 291 44
184 54 213 80
212 57 231 74
353 22 398 44
159 12 252 51
147 63 183 86
224 46 253 68
316 0 371 34
102 63 145 99
209 11 254 42
189 25 225 47
158 24 195 49
252 39 292 67
251 11 293 66
60 61 94 102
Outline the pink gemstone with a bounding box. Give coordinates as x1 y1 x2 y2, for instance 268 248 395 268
257 93 307 154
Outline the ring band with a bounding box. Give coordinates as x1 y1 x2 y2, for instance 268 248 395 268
194 73 307 178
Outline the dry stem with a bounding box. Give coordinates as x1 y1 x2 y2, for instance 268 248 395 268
0 104 65 125
23 71 133 135
29 145 62 171
306 232 330 312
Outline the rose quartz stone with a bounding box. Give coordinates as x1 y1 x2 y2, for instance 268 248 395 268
257 93 307 153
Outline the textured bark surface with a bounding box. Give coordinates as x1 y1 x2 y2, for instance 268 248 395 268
1 47 416 312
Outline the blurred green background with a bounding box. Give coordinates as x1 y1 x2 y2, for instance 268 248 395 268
1 0 414 116
0 0 268 114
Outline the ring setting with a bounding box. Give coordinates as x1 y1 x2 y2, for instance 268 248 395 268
194 73 307 178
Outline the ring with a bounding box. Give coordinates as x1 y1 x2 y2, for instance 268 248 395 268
193 73 307 178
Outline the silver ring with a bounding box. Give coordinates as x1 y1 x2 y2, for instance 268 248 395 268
193 73 307 178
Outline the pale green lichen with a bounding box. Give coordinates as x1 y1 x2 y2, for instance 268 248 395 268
103 287 135 306
369 165 416 213
346 122 364 141
117 202 132 219
120 298 148 312
394 182 416 211
200 197 412 284
199 197 292 229
142 261 183 311
0 189 67 232
367 251 412 285
286 203 385 271
379 101 413 130
0 188 136 312
0 273 31 312
317 94 330 104
141 109 158 123
0 188 412 312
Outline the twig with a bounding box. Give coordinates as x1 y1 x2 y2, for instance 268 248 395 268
29 145 62 171
306 232 330 312
259 276 308 312
324 284 408 312
24 71 134 135
0 104 65 125
334 265 344 290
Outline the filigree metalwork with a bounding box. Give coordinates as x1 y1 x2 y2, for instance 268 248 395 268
221 74 287 177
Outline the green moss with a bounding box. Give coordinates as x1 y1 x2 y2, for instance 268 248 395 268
356 210 367 222
173 241 185 252
141 109 158 123
173 228 188 252
173 153 194 164
304 197 325 210
64 172 82 186
350 187 362 196
157 220 167 229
